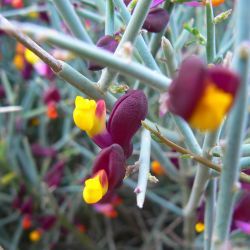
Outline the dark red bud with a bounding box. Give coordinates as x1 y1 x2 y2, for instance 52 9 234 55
107 90 148 157
88 35 119 71
143 8 169 33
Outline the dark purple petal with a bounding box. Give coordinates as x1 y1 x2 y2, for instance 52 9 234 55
232 193 250 231
43 86 61 105
143 8 169 33
107 90 148 158
31 143 57 158
44 161 65 188
0 85 5 98
38 215 57 230
21 62 33 80
167 56 207 120
88 35 119 71
92 144 126 191
207 66 240 97
92 131 113 148
20 197 33 215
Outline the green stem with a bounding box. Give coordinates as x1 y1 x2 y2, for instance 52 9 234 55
113 0 160 70
212 0 250 246
105 0 114 35
206 1 215 63
204 179 216 250
52 0 92 44
18 24 170 91
99 0 154 91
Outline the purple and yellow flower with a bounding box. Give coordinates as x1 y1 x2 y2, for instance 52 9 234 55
83 144 126 204
166 56 240 131
73 90 147 157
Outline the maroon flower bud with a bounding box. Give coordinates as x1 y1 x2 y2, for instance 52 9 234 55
31 143 57 158
0 85 5 99
43 86 61 105
21 62 33 80
232 193 250 233
143 8 169 33
107 90 148 157
38 215 57 230
44 161 65 188
88 35 119 71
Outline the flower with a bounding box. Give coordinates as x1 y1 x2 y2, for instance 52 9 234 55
46 102 58 119
93 195 122 218
31 143 57 158
22 215 32 230
232 193 250 234
73 90 148 158
88 35 119 71
151 160 165 175
185 0 225 7
44 161 65 188
124 0 169 33
29 229 42 242
83 144 126 204
166 56 240 131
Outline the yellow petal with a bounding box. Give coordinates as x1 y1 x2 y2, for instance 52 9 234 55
195 222 205 233
24 49 40 65
83 170 108 204
189 83 233 131
73 96 97 132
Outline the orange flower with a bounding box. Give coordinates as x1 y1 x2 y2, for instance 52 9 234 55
29 229 42 242
76 224 87 233
47 102 58 119
151 160 165 176
22 215 32 230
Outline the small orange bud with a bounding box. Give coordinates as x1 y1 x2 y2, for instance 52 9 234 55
22 215 32 230
76 224 87 233
151 161 165 176
29 229 42 242
47 102 58 119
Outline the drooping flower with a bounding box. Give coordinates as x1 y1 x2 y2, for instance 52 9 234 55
73 90 148 157
83 144 126 204
166 56 240 132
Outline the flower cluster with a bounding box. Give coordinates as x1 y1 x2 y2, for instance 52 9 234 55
73 90 148 204
166 56 240 131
